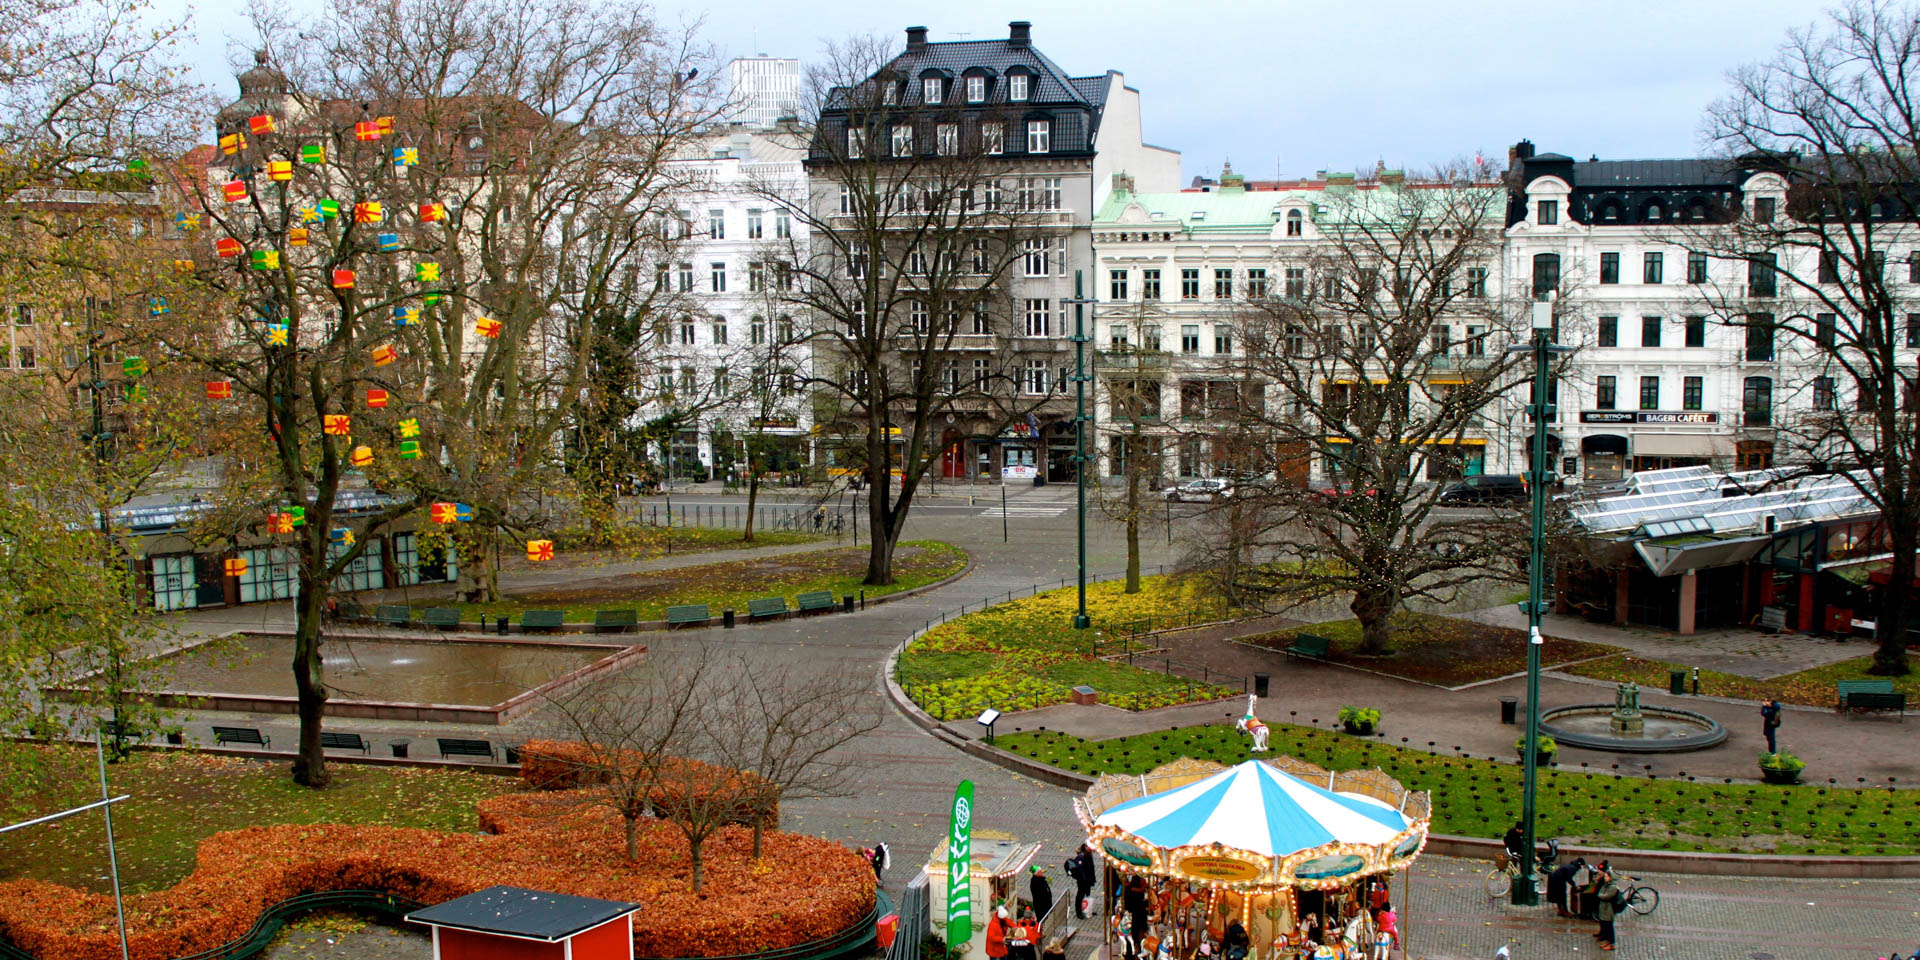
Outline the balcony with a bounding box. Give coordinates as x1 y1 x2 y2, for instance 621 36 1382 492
1095 348 1171 370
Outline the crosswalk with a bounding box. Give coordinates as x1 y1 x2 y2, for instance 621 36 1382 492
976 504 1070 518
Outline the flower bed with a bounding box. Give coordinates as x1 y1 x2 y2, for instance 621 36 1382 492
1241 613 1620 688
517 739 777 827
0 788 870 960
897 575 1241 720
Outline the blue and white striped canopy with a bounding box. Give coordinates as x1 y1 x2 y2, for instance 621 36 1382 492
1092 760 1410 858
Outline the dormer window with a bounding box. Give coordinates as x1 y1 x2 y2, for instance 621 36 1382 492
882 81 900 106
892 124 914 157
1647 201 1663 221
1026 119 1050 154
923 78 943 104
847 128 865 159
967 75 986 103
1286 209 1303 237
1009 73 1029 102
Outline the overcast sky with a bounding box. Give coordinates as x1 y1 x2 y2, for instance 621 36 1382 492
174 0 1828 182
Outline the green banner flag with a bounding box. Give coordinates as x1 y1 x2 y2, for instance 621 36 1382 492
946 779 975 947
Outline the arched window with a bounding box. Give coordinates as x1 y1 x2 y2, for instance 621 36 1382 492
1646 200 1663 221
1286 209 1303 237
1531 253 1561 300
1600 201 1619 221
1743 376 1773 426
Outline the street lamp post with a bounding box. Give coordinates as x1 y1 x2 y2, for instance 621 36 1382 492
1065 271 1094 631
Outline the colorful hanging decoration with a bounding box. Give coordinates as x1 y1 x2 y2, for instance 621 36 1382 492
418 201 446 222
215 237 242 258
423 292 443 306
377 232 401 252
297 204 323 224
350 445 374 467
219 132 247 155
266 160 293 181
301 143 327 164
121 356 147 378
265 322 290 346
267 512 294 534
173 259 195 273
332 269 356 289
222 181 248 203
284 506 306 526
123 382 147 402
174 212 201 232
126 156 148 175
398 439 421 459
319 199 341 219
366 388 389 408
392 146 418 166
526 539 554 562
250 250 279 270
398 418 421 438
148 297 169 316
353 201 383 223
371 344 397 366
392 306 418 326
248 114 276 135
204 381 232 399
354 120 381 141
323 413 351 435
288 227 309 246
430 501 458 523
474 317 501 339
224 557 248 577
329 527 355 547
455 503 474 521
377 116 395 136
414 262 439 282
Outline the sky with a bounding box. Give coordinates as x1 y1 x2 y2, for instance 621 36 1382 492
170 0 1830 183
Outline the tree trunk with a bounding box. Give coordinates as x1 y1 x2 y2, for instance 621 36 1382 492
1871 523 1915 676
1351 585 1396 656
290 569 331 788
742 464 760 542
689 837 706 891
1124 458 1142 594
456 529 500 603
751 815 765 859
624 813 640 861
864 462 897 585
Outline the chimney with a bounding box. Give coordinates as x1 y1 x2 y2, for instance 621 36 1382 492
1509 139 1535 170
906 26 928 51
1009 21 1032 47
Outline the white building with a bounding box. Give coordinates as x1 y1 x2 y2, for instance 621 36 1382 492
727 57 801 130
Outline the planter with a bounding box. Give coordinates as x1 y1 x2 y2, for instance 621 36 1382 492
1342 721 1375 736
1760 766 1802 785
1519 751 1556 767
165 732 184 745
390 740 409 759
504 745 521 764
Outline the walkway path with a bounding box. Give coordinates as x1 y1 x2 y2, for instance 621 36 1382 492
1462 604 1869 678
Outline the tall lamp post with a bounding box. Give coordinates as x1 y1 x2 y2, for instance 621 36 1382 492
1505 294 1570 905
1064 271 1094 631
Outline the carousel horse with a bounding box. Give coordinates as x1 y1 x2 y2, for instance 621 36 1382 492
1236 694 1270 752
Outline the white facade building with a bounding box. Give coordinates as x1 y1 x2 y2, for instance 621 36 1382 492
726 58 801 130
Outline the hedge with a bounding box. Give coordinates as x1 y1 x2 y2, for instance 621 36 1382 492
517 739 779 828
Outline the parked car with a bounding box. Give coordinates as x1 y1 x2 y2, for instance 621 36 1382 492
1437 474 1528 505
1164 478 1235 502
1307 478 1381 500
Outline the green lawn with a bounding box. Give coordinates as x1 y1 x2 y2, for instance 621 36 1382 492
1564 654 1920 708
898 575 1243 720
1241 613 1621 688
0 747 517 893
552 524 826 555
442 540 966 622
997 723 1920 856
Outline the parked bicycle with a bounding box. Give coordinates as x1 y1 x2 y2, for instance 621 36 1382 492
1617 875 1659 916
1483 838 1560 899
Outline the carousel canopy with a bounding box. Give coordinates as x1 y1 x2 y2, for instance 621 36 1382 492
1093 760 1410 857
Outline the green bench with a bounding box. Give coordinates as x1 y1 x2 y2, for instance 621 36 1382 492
746 597 789 620
1838 680 1903 719
375 604 412 627
1837 679 1895 709
422 607 461 630
666 604 711 628
436 737 496 761
795 590 837 614
1284 633 1333 660
320 731 371 754
593 608 638 633
520 609 566 632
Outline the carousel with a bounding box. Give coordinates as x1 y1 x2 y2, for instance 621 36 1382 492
1074 755 1430 960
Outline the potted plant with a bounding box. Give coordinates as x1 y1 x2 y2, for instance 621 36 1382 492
1339 706 1381 736
1757 750 1804 785
1515 734 1557 766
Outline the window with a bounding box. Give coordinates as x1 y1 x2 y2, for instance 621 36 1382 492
710 262 726 292
1643 252 1664 284
1213 324 1233 355
1024 359 1049 394
748 262 765 291
1753 196 1776 222
909 300 929 333
1640 316 1661 348
1683 376 1703 411
1688 252 1708 284
775 210 791 238
707 209 724 239
1180 324 1199 355
1286 209 1303 236
1026 120 1050 154
1639 376 1660 410
1868 251 1885 278
1537 200 1558 225
1676 315 1703 348
1743 376 1772 425
1857 375 1876 411
775 262 792 290
1181 268 1200 300
973 357 990 388
1023 239 1050 277
751 316 766 345
678 318 696 345
1814 376 1836 410
746 208 763 239
970 303 990 334
982 123 1003 155
1596 376 1617 410
892 124 914 157
881 80 900 105
970 238 988 273
1109 323 1128 349
1024 299 1050 337
966 75 986 103
713 366 729 394
848 242 867 278
1819 249 1841 283
1748 253 1776 297
846 128 865 159
1909 313 1920 348
14 305 31 325
923 77 943 104
1430 324 1451 355
1531 253 1560 300
1141 269 1161 300
677 263 693 292
1597 316 1618 347
1246 269 1267 298
1109 269 1128 300
839 184 853 215
1142 324 1161 352
1466 267 1488 298
15 345 33 369
1285 267 1305 299
1009 73 1028 101
778 315 795 342
908 247 929 275
1599 252 1619 284
712 318 728 344
238 546 299 602
1213 268 1233 299
1745 313 1773 361
1816 312 1838 348
936 123 958 156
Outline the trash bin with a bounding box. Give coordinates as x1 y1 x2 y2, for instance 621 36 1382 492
723 609 736 629
1253 673 1271 698
503 745 521 764
390 740 409 759
842 594 855 613
1669 669 1687 695
1499 697 1519 724
496 615 509 636
1033 475 1047 487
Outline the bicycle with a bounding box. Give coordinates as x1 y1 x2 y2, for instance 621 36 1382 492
1483 839 1559 899
1618 875 1659 916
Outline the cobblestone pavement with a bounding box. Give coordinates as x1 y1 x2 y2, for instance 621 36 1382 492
1461 604 1868 678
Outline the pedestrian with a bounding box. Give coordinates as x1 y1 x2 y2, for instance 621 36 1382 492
1028 864 1054 921
985 905 1010 960
1006 908 1038 960
1065 844 1096 918
1761 698 1783 753
1593 868 1621 951
1502 821 1526 865
1547 857 1582 917
1371 902 1397 960
1123 875 1151 949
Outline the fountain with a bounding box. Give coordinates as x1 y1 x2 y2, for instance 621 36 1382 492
1538 682 1728 754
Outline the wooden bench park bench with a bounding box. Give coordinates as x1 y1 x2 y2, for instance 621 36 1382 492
375 604 412 627
745 597 789 620
320 731 372 754
212 726 271 749
421 607 462 630
520 609 566 632
1847 692 1906 720
436 738 496 761
592 608 638 634
665 604 711 628
1284 633 1334 660
1837 679 1895 710
795 590 837 615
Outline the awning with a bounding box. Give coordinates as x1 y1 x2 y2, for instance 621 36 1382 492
1631 432 1735 458
1634 533 1768 576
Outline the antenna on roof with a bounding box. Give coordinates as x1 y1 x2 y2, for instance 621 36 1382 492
952 31 971 39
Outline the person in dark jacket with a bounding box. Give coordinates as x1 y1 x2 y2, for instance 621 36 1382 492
1221 920 1251 960
1593 868 1621 951
1065 845 1097 918
1028 864 1054 921
1761 698 1783 753
1122 875 1151 945
1547 857 1583 917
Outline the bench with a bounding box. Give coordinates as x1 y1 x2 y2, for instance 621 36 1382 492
320 731 372 754
437 737 496 761
1759 606 1788 633
666 604 711 628
593 608 638 634
520 609 566 632
375 604 412 627
746 597 789 620
212 726 271 749
1284 633 1333 660
795 590 837 614
422 607 462 630
1837 679 1895 710
1847 691 1906 719
335 600 366 619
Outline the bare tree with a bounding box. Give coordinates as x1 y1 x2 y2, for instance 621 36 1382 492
1199 173 1535 653
1095 301 1170 593
1695 0 1920 675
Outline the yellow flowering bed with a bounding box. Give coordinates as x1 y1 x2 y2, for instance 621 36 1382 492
898 576 1241 720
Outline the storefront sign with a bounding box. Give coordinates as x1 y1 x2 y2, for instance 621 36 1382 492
1102 837 1153 867
1578 411 1635 424
1581 411 1720 425
1174 852 1263 883
945 780 973 946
